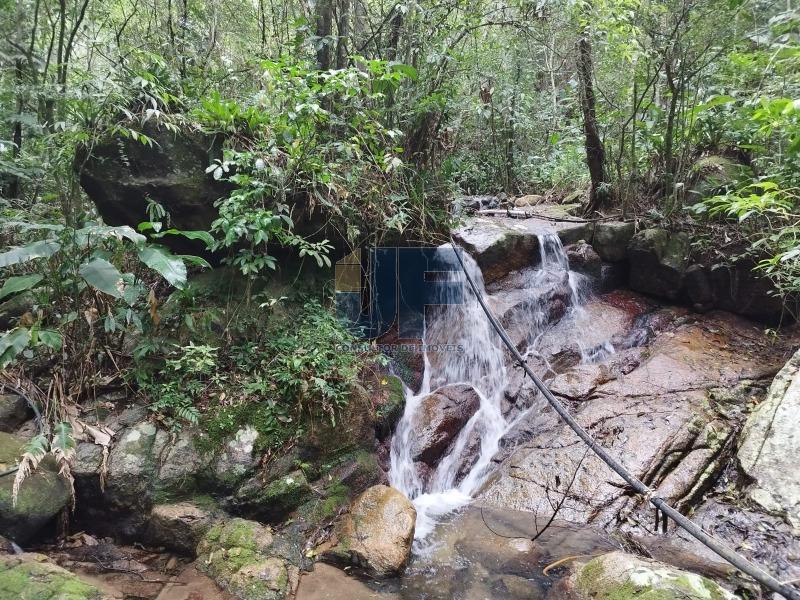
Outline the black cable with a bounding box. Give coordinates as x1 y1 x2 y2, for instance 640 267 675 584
449 239 800 600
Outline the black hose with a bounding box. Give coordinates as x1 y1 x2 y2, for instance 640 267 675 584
450 239 800 600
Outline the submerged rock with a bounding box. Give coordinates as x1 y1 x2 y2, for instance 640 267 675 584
0 553 104 599
408 384 480 466
322 485 415 578
738 348 800 530
196 517 300 600
628 228 690 300
0 432 70 544
556 551 738 599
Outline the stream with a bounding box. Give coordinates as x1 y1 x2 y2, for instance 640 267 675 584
389 234 612 546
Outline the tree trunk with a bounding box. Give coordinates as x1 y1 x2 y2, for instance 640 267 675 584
315 0 333 70
335 0 350 69
576 33 607 215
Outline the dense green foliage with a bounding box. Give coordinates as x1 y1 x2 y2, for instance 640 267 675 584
0 0 798 470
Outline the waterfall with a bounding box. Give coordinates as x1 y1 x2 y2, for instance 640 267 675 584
389 233 611 547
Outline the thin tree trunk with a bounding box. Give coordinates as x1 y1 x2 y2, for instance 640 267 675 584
315 0 333 70
576 33 607 215
335 0 350 68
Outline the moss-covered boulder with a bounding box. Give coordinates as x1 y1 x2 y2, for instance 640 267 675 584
559 551 738 599
0 394 33 433
628 228 690 301
0 433 70 544
196 518 300 600
231 470 314 523
0 553 103 599
322 485 415 578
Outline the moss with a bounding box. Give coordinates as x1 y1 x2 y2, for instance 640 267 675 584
0 555 102 599
258 470 313 516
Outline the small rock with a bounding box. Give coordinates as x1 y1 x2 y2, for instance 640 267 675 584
514 194 545 207
322 485 415 578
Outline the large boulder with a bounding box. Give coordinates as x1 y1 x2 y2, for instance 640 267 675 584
628 228 690 300
738 348 800 530
0 433 70 544
145 501 217 555
453 215 590 284
322 485 415 578
0 553 104 599
77 122 228 253
554 551 737 599
196 517 301 600
408 384 480 466
592 221 635 263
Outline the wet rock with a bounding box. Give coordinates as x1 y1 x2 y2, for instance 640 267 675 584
628 228 690 300
453 216 589 283
480 312 793 526
145 502 217 555
408 384 480 465
566 241 602 281
196 517 300 600
556 551 737 599
738 348 800 530
0 394 32 433
0 553 104 599
0 432 70 544
592 221 635 262
322 485 415 578
549 365 606 401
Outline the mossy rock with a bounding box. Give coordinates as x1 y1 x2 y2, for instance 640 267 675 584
0 433 70 544
687 155 752 203
231 470 313 523
196 518 298 600
570 551 738 600
0 553 103 599
375 375 406 439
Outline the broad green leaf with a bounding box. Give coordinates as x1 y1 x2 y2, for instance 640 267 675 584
37 329 62 351
79 258 125 298
0 274 43 301
52 422 75 453
0 240 61 268
0 327 31 368
152 229 215 248
138 246 187 288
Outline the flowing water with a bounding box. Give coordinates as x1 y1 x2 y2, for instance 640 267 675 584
389 233 613 546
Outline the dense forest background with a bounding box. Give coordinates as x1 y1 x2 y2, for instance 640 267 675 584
0 0 799 471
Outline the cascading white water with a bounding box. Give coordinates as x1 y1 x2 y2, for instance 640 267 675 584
389 233 612 547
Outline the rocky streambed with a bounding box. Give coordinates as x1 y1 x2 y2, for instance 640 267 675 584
1 209 799 600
